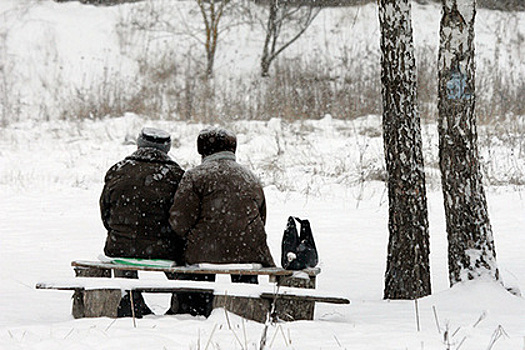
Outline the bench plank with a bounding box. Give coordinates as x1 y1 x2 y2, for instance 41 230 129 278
37 284 214 294
72 260 321 277
35 278 350 304
261 293 350 304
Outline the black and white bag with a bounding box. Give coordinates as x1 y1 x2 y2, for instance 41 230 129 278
281 216 318 270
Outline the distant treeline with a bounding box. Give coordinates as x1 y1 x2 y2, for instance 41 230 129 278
255 0 523 11
470 0 524 11
56 0 525 11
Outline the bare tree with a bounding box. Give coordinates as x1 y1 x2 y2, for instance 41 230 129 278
437 0 500 286
123 0 238 79
260 0 320 77
379 0 431 300
196 0 231 78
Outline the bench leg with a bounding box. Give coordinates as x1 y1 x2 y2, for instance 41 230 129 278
273 275 316 289
273 298 315 321
213 294 315 323
269 275 317 321
72 266 116 318
72 289 122 318
74 267 111 278
213 295 271 323
72 290 85 319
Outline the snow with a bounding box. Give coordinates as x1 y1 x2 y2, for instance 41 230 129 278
1 1 525 349
36 276 340 300
2 121 525 350
195 264 264 270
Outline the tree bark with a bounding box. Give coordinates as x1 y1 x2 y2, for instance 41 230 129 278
380 0 431 300
261 0 278 77
198 0 228 78
438 0 499 286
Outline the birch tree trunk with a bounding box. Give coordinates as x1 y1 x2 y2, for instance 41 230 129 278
438 0 500 285
379 0 431 300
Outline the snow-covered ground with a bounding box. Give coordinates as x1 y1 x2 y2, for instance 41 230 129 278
2 115 525 350
1 1 525 349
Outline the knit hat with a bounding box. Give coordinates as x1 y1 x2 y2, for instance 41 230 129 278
197 127 237 157
136 127 171 154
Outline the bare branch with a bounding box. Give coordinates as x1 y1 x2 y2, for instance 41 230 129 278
269 7 321 62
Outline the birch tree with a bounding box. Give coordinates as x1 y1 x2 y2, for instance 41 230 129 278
379 0 431 300
438 0 500 285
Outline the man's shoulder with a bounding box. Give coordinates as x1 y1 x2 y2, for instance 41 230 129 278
126 149 183 170
164 161 185 181
230 160 259 177
181 162 206 178
194 159 260 183
107 157 134 173
104 158 133 181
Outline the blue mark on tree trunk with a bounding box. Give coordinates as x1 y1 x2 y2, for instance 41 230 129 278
446 70 471 100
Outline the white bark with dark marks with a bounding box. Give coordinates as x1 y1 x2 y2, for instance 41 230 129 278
438 0 499 285
379 0 431 300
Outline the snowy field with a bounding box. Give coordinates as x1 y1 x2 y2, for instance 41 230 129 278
1 115 525 350
1 1 525 349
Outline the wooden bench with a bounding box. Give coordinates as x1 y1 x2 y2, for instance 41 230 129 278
36 260 350 323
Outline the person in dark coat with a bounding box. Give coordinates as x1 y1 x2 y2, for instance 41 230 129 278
167 127 275 316
100 127 185 317
170 126 275 267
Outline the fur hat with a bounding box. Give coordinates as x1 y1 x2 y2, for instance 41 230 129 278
137 127 171 153
197 127 237 157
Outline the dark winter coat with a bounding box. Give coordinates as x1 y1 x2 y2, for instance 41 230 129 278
100 147 185 263
169 151 275 267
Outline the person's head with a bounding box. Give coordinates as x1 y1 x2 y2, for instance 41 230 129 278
137 127 171 154
197 127 237 157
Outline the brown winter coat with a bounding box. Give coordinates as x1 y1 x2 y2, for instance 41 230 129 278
169 151 275 267
101 148 185 263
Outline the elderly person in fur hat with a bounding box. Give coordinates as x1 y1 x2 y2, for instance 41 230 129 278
100 127 185 317
167 127 275 316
